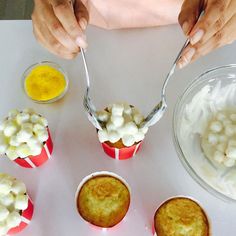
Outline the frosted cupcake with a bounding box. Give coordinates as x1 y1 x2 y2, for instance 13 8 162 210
0 173 34 235
0 109 53 168
97 103 148 160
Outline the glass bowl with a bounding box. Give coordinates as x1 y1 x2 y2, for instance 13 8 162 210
22 61 69 103
173 64 236 202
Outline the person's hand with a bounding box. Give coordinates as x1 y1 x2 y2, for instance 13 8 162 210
178 0 236 68
32 0 89 59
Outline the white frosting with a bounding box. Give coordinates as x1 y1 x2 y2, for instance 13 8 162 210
97 103 148 147
0 173 28 235
0 109 49 160
178 81 236 200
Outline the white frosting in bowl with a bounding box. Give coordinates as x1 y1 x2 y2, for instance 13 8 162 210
177 80 236 200
97 103 148 147
0 173 28 235
0 109 48 160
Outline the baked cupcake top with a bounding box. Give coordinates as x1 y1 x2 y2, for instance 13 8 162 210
97 102 148 147
77 175 130 228
154 197 209 236
0 173 28 235
0 108 48 160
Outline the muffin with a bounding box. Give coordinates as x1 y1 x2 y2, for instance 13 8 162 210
0 108 53 168
97 102 148 159
0 173 34 235
154 197 210 236
76 172 130 228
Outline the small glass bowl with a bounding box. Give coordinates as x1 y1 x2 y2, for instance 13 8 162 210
22 61 69 104
173 64 236 202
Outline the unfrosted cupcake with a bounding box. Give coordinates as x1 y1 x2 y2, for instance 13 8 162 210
97 103 148 160
0 108 53 168
0 173 34 235
76 171 130 228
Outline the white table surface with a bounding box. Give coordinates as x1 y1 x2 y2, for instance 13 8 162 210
0 20 236 236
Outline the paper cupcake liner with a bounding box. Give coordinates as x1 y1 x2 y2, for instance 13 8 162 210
152 195 211 235
75 171 131 229
13 128 53 168
101 141 142 160
7 197 34 235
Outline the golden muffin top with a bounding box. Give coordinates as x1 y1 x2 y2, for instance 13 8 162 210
154 197 210 236
77 175 130 228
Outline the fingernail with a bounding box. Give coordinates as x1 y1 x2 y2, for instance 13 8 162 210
178 48 196 68
190 29 204 45
79 18 87 30
76 35 88 48
182 21 189 35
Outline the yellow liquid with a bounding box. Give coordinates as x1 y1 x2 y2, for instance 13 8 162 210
25 65 66 101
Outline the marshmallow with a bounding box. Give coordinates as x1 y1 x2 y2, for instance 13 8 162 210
210 121 222 133
9 135 20 147
0 120 6 131
224 158 235 167
0 179 12 195
111 103 124 116
225 124 235 137
14 194 28 210
108 131 120 143
213 151 225 163
230 114 236 121
207 133 218 145
106 121 116 132
134 132 145 143
111 115 124 127
39 117 48 127
16 144 31 158
216 113 226 121
21 122 33 130
30 143 42 156
3 121 18 137
36 129 48 142
11 180 26 195
5 146 18 160
33 124 45 133
122 135 135 147
0 193 14 207
6 211 21 228
8 109 19 119
216 143 227 153
133 114 144 125
0 135 8 155
0 221 8 236
16 128 33 143
123 122 138 135
30 114 40 123
16 113 30 124
0 205 9 221
98 130 108 143
97 111 109 122
123 104 132 115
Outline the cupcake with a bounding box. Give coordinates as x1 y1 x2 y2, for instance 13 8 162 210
76 171 130 228
0 108 53 168
0 173 34 235
154 197 210 236
97 102 148 160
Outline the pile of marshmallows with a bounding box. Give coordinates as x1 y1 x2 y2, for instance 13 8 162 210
0 109 48 160
97 103 148 147
0 173 28 235
202 111 236 167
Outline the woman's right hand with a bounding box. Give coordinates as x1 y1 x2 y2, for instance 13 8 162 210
32 0 89 59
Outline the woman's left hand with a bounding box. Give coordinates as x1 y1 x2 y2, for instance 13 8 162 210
178 0 236 68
